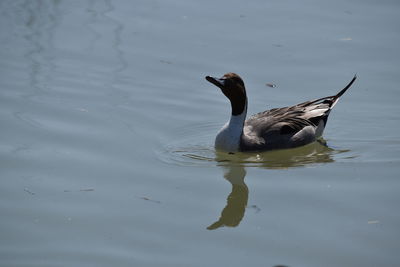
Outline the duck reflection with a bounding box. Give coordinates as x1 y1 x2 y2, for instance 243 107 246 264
207 164 248 230
207 140 346 230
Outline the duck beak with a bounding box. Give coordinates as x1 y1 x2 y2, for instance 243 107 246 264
206 76 225 88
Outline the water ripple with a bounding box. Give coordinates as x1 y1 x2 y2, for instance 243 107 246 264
157 123 351 169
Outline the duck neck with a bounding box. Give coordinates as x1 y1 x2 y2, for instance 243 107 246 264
215 99 247 152
229 97 247 129
228 105 247 131
227 110 247 141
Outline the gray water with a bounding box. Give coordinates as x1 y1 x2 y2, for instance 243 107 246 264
1 0 400 266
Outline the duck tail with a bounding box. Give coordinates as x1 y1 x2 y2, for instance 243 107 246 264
331 74 357 109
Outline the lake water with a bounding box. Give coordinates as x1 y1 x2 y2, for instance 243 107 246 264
1 0 399 266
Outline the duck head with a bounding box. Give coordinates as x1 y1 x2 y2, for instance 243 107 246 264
206 73 247 116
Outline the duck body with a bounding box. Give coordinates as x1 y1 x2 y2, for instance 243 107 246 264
206 73 356 153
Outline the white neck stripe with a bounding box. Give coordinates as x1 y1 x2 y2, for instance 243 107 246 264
215 105 247 152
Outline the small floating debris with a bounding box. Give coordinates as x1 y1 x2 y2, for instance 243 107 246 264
266 83 277 88
249 204 261 213
79 188 94 192
24 188 35 195
138 196 161 204
367 220 380 224
63 188 94 193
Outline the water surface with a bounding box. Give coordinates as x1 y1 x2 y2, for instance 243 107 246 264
1 0 400 266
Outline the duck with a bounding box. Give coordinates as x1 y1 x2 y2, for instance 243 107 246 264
205 73 357 152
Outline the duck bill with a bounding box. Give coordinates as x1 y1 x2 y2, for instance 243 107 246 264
206 76 225 88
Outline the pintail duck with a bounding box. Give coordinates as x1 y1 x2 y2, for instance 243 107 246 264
206 73 356 152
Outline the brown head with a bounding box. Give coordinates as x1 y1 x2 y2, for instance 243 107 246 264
205 73 247 116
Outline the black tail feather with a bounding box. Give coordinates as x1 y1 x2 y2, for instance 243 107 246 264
335 74 357 99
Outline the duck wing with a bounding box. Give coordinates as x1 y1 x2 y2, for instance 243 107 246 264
243 75 357 150
245 105 315 137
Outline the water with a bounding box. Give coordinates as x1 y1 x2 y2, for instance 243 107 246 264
1 0 399 266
